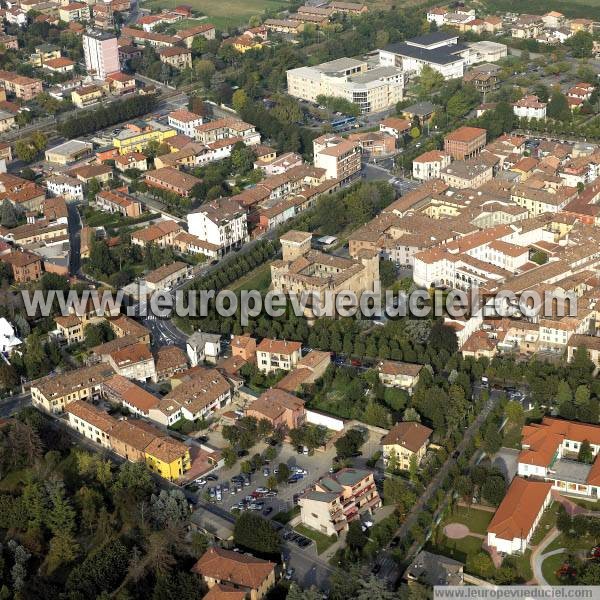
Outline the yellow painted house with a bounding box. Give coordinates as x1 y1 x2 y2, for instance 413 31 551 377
144 436 191 481
112 119 177 154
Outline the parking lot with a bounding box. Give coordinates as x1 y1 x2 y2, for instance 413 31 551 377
191 440 338 519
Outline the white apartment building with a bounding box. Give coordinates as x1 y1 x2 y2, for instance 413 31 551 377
256 338 302 374
412 150 451 180
167 109 204 138
83 29 119 80
379 32 468 80
513 95 547 120
286 57 404 114
46 175 84 201
65 400 116 450
187 197 248 255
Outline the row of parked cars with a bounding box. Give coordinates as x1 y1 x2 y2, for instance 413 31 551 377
282 529 312 548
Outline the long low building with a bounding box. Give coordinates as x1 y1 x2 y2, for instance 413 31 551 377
287 56 404 114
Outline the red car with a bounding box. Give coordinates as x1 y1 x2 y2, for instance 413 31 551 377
350 359 362 367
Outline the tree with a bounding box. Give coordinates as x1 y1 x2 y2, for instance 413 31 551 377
579 439 593 464
233 512 280 554
418 64 444 93
505 400 524 424
547 91 571 122
232 89 249 113
567 31 593 58
403 407 421 422
481 475 506 506
335 429 365 459
346 520 367 553
467 552 495 578
276 462 290 484
1 200 17 228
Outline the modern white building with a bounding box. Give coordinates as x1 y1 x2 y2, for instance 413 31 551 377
187 197 249 255
286 57 404 114
83 29 119 80
379 32 468 80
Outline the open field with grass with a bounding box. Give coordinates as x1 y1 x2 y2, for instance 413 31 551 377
480 0 600 20
230 263 272 294
141 0 287 29
434 535 484 564
442 506 493 535
541 553 564 585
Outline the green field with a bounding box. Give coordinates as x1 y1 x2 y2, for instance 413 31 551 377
230 263 272 294
442 506 493 535
481 0 600 20
142 0 287 29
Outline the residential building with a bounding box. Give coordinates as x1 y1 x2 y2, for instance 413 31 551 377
65 400 116 448
112 120 177 154
110 418 162 462
256 338 302 374
381 421 432 470
156 366 231 423
114 152 147 172
54 314 84 344
96 188 142 217
486 477 552 554
71 84 103 108
144 436 191 481
313 134 361 183
120 27 178 49
109 314 151 344
145 166 200 197
144 261 192 291
463 69 498 93
131 220 182 249
175 23 216 47
444 126 487 160
329 1 368 14
245 388 306 429
59 2 89 22
107 342 157 383
0 71 42 100
231 334 257 361
377 360 423 392
298 468 381 536
101 373 161 417
379 32 468 80
192 547 277 600
31 363 115 413
405 551 464 586
187 197 248 255
83 29 119 80
42 57 75 73
70 163 113 185
276 350 331 393
286 57 404 114
1 251 42 283
106 71 136 95
159 46 192 69
155 346 188 380
255 152 303 176
264 19 304 34
194 118 260 146
379 117 411 140
168 109 203 138
0 318 21 354
440 160 494 189
187 331 221 366
412 150 451 180
46 175 84 201
173 232 219 259
513 95 547 120
348 131 395 157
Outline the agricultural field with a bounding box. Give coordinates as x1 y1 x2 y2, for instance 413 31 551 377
141 0 287 29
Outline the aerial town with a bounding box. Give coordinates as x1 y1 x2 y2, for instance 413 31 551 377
2 0 600 597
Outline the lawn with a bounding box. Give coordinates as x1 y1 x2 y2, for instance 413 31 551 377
481 0 600 19
434 535 484 564
141 0 287 29
541 553 564 585
511 549 533 582
530 503 559 546
546 532 595 554
442 506 493 535
230 263 272 294
273 505 300 525
294 524 337 555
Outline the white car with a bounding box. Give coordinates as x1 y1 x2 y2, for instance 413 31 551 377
195 478 207 486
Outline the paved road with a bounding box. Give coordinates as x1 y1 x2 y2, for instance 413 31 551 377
0 392 31 418
67 202 83 276
377 387 502 583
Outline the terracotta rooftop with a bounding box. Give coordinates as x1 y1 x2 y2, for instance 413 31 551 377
144 435 188 463
381 421 432 452
487 477 551 542
102 374 160 413
257 338 302 355
192 547 275 590
65 399 117 433
444 126 487 143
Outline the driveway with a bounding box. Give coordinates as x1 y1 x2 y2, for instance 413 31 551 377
531 528 562 585
492 447 519 482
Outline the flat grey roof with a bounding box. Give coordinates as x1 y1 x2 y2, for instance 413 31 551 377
46 139 93 156
350 65 400 83
406 31 459 47
383 41 467 65
317 57 364 73
552 459 592 485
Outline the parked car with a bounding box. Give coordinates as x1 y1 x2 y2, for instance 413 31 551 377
263 507 273 516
